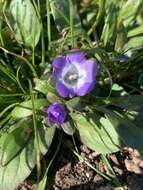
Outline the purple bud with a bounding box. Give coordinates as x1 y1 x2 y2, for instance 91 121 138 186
119 54 129 62
47 102 67 126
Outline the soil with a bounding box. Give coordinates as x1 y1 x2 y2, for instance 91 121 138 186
48 144 143 190
16 138 143 190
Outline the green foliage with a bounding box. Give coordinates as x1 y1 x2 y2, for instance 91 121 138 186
76 113 120 154
0 119 55 190
0 0 143 189
9 0 40 47
34 78 56 95
108 95 143 110
0 119 33 166
11 99 49 119
100 0 143 53
61 115 76 135
49 0 83 34
0 138 35 190
76 104 143 154
105 110 143 149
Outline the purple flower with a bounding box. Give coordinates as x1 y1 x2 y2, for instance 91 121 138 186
47 102 67 125
52 49 98 98
119 54 129 62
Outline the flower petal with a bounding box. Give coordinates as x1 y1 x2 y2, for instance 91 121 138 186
83 59 98 83
119 54 129 62
76 82 95 96
56 80 75 98
66 49 85 63
47 102 67 125
48 112 56 125
75 59 98 96
57 113 66 125
52 56 67 78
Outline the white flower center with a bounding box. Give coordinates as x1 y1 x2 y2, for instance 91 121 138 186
68 74 78 80
61 62 86 88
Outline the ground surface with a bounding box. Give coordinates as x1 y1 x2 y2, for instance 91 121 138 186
16 140 143 190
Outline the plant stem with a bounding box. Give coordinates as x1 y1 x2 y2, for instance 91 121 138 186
16 66 27 94
38 131 62 189
32 0 45 68
0 47 38 77
69 0 75 48
87 0 104 36
32 46 35 66
0 93 26 97
29 80 41 182
37 0 40 11
0 103 19 118
73 150 112 181
46 0 51 51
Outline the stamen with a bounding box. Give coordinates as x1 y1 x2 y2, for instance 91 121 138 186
68 74 78 80
63 64 79 86
53 112 59 117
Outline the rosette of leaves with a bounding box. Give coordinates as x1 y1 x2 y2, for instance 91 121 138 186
35 78 143 154
1 71 143 190
0 0 143 190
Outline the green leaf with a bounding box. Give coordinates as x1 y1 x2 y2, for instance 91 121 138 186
138 73 143 85
120 0 143 27
101 2 119 47
109 95 143 110
46 92 60 103
1 119 33 166
126 109 143 129
105 110 143 149
34 79 56 95
114 22 128 51
0 138 35 190
38 175 47 190
128 25 143 37
110 83 128 97
101 155 122 187
0 123 55 190
0 1 4 17
124 36 143 52
9 0 40 47
76 106 143 153
11 99 49 119
49 0 83 33
66 97 81 110
61 116 75 135
76 114 120 154
34 79 61 103
38 125 56 155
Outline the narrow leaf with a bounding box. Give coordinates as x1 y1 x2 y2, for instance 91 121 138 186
109 95 143 110
49 0 83 33
11 99 49 119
